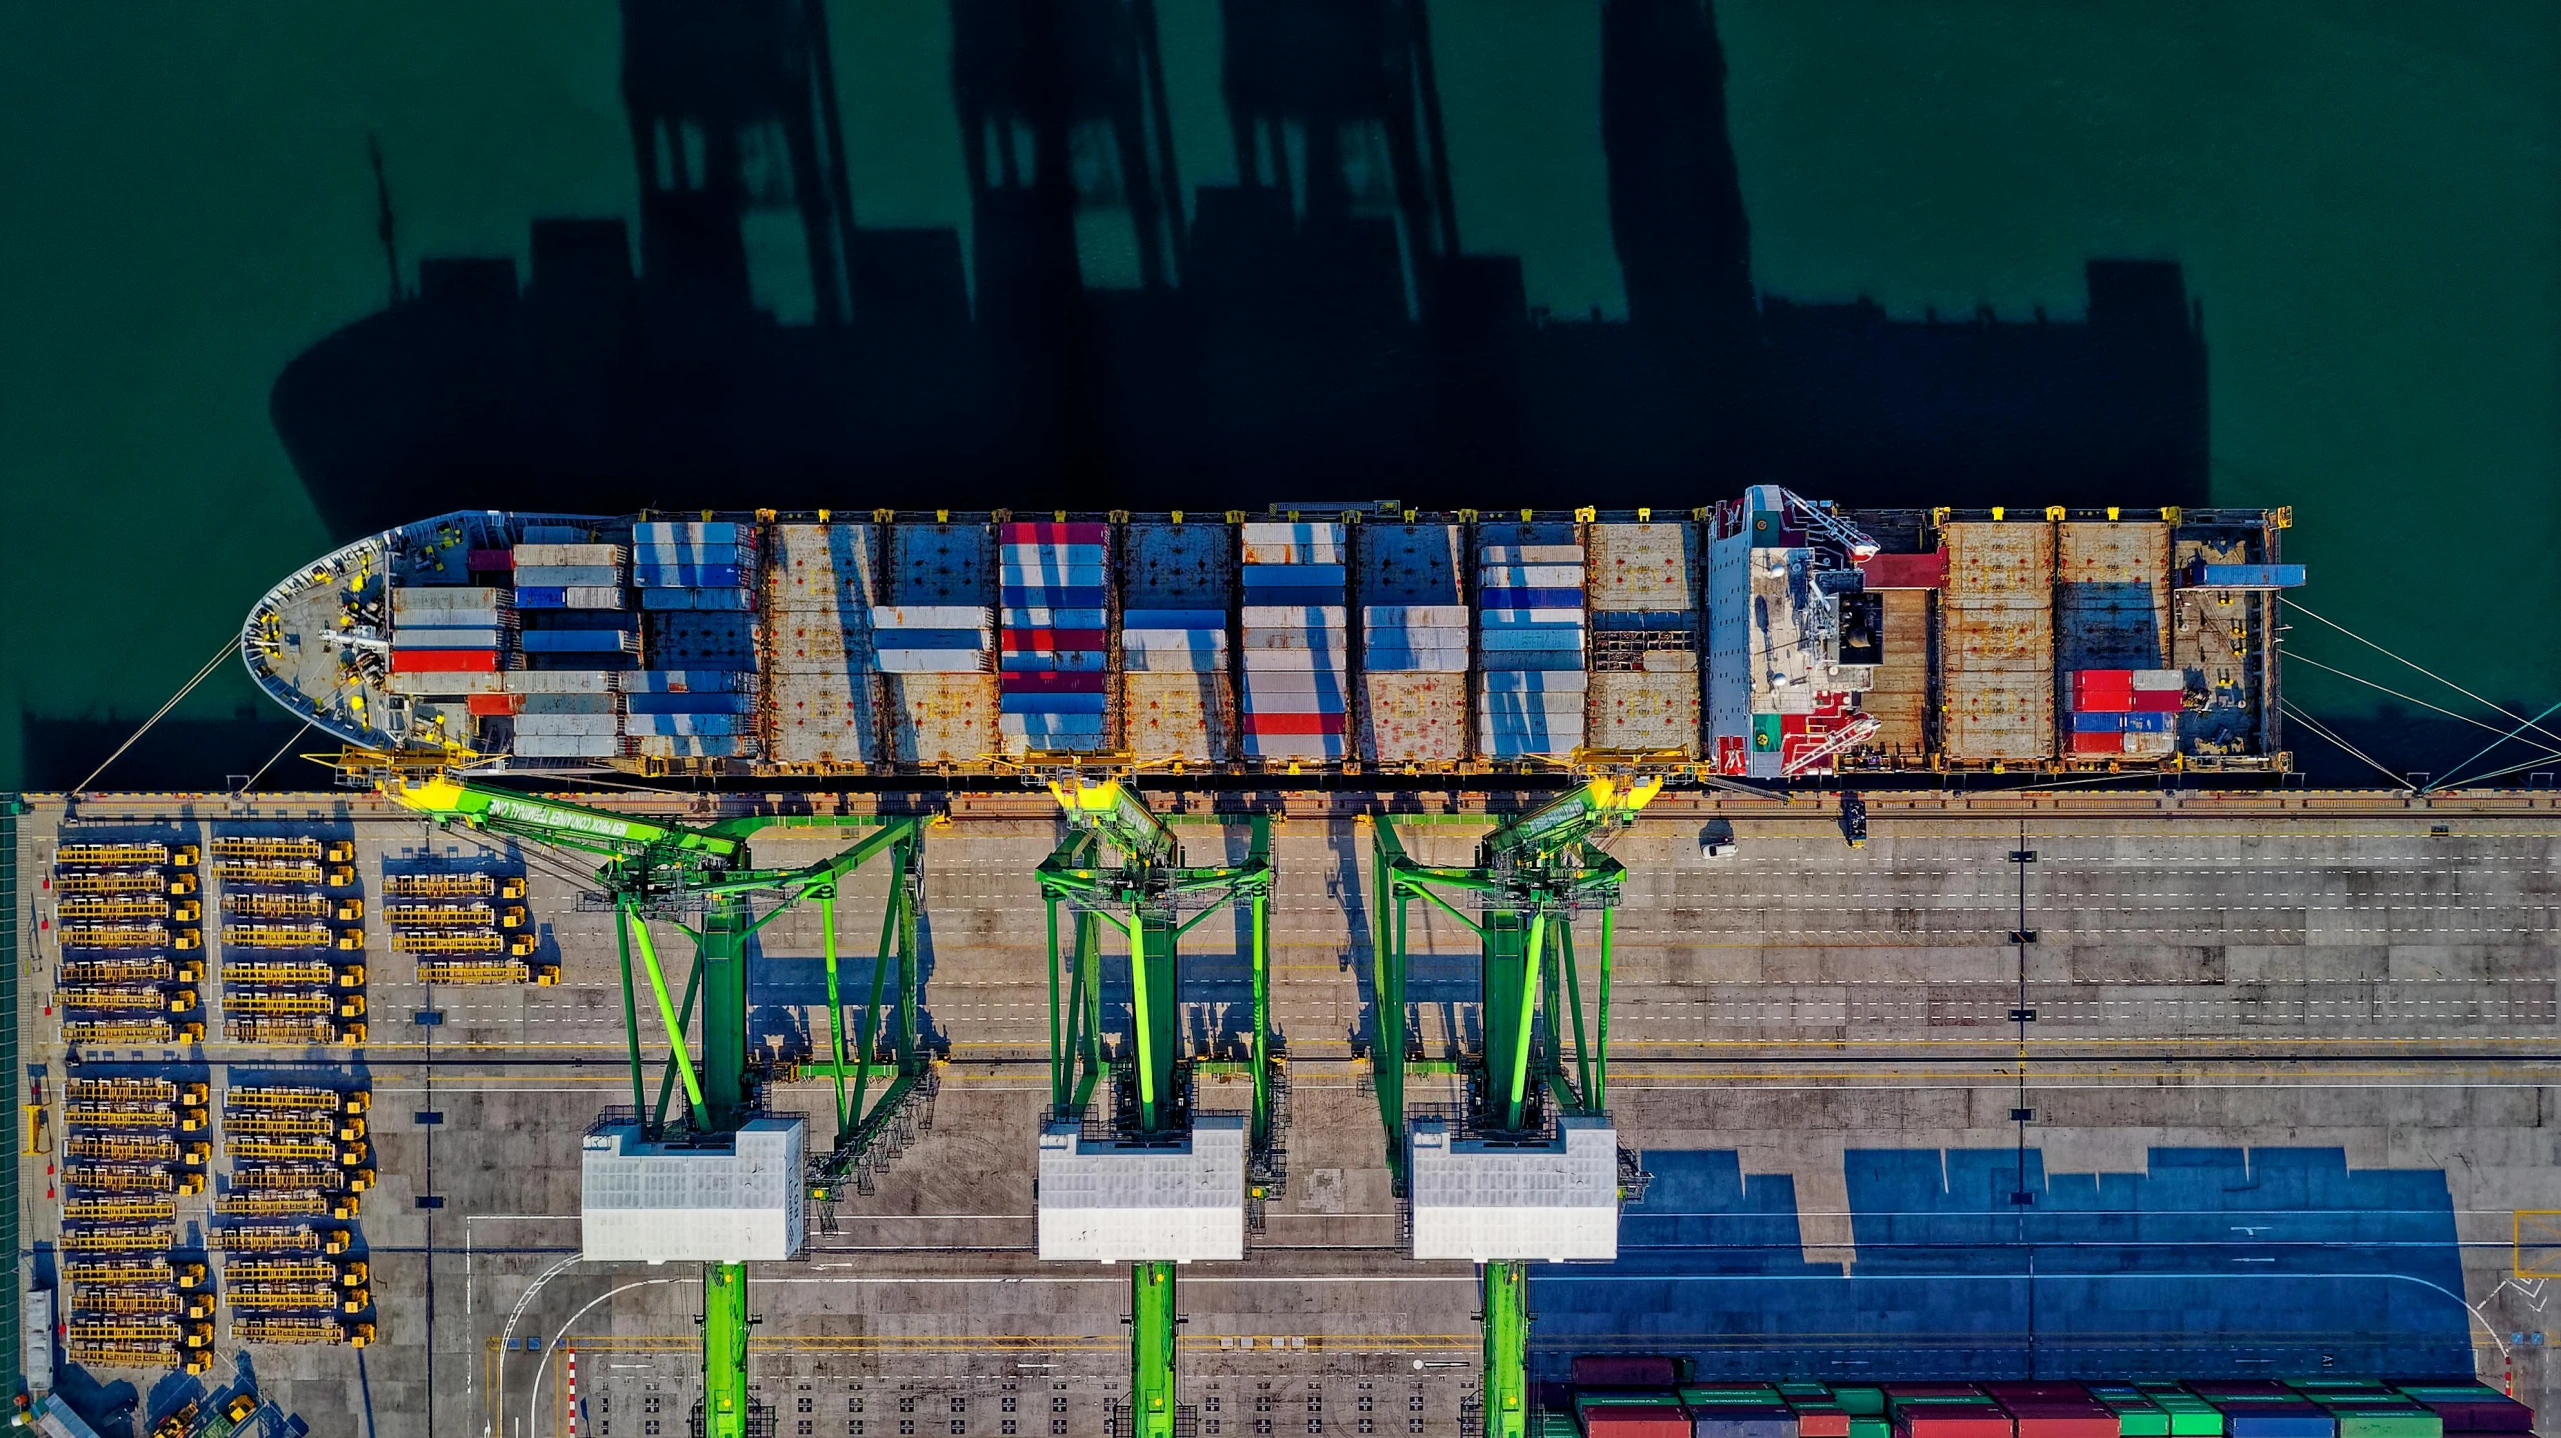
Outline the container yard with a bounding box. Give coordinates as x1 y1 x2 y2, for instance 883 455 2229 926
7 779 2558 1438
238 493 2300 783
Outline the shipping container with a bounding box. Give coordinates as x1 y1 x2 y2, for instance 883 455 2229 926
1941 520 2056 762
1859 588 1931 756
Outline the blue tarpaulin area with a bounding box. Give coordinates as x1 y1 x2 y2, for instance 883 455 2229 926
1531 1146 2473 1382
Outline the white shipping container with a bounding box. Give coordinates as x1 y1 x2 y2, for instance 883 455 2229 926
515 543 627 566
1480 627 1586 651
1238 627 1350 653
1481 670 1590 693
391 586 506 611
514 714 619 736
1240 649 1350 674
1476 565 1586 588
1363 605 1470 628
1478 608 1586 626
514 734 623 758
564 587 625 609
870 605 994 630
875 649 990 673
2131 668 2186 691
384 671 506 695
1240 605 1347 629
1004 608 1109 630
503 669 617 694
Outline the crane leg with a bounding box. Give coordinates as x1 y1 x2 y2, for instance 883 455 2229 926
1480 1261 1530 1438
1132 1260 1179 1438
704 1261 751 1438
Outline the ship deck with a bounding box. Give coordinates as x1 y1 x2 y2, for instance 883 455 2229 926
10 787 2561 1435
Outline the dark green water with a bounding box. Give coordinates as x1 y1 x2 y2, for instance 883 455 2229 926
3 2 2553 789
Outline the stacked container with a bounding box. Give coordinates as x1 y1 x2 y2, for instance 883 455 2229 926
512 537 627 612
880 522 998 763
1984 1384 2117 1438
1885 1385 2014 1438
1238 521 1349 763
2065 668 2183 758
1939 521 2057 763
997 521 1111 756
1357 521 1468 763
763 523 877 768
1586 518 1700 755
1476 521 1585 759
386 586 509 694
1577 1391 1694 1437
1121 521 1232 762
1682 1384 1803 1438
630 522 761 762
2186 1382 2336 1438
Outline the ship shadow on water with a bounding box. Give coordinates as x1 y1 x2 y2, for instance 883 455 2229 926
268 0 2209 539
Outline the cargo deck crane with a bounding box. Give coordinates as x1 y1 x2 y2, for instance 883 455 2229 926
1033 778 1277 1438
384 776 930 1438
1366 776 1662 1438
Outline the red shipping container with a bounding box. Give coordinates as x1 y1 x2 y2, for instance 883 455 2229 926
1794 1412 1854 1438
466 548 514 569
390 648 498 674
1000 521 1110 545
999 670 1106 694
1894 1415 2013 1438
2071 731 2124 754
1242 711 1346 737
2130 688 2183 713
1857 550 1949 590
464 693 520 716
1581 1409 1691 1438
999 629 1109 653
2071 670 2134 710
2411 1397 2534 1432
1572 1356 1681 1389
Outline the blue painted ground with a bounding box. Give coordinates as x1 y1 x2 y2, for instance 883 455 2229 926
1530 1146 2475 1382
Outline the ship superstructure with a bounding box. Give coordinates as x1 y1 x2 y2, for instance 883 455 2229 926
239 498 2299 781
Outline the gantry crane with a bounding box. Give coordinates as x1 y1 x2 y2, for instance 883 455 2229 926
1034 778 1277 1438
384 776 928 1438
1366 775 1663 1438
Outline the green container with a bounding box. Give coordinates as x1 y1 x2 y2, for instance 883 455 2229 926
1837 1389 1888 1418
1535 1415 1582 1438
1851 1418 1894 1438
2324 1406 2442 1438
1685 1387 1787 1407
2132 1386 2224 1437
1782 1385 1838 1401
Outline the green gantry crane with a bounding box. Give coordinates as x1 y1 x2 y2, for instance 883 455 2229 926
1366 775 1664 1438
1035 777 1277 1438
385 775 930 1438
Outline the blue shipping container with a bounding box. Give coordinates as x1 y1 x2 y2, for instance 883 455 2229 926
1477 587 1583 610
2072 711 2128 733
635 521 740 543
624 691 754 715
1000 585 1105 609
2122 710 2172 733
1122 608 1226 630
513 587 568 608
2186 561 2307 589
632 563 742 589
520 629 635 654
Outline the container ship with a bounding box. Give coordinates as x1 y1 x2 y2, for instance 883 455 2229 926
238 490 2299 783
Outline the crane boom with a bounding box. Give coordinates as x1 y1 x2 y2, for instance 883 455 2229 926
1367 775 1663 1438
385 775 931 1438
